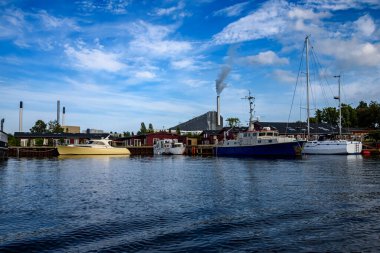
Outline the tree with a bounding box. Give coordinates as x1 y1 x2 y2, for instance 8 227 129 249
320 107 339 125
176 126 181 135
30 120 47 133
226 117 240 127
368 101 380 128
48 120 64 133
341 103 358 128
140 122 147 134
148 123 154 133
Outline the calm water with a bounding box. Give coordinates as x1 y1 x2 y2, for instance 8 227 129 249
0 155 379 252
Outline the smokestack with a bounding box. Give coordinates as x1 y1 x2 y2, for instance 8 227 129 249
217 95 221 126
57 100 60 124
19 101 23 132
62 106 65 126
1 118 4 132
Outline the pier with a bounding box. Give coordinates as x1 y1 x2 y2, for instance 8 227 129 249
7 145 216 157
9 147 58 157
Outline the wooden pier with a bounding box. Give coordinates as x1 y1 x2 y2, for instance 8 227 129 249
9 147 58 157
126 146 154 155
185 145 214 156
8 145 216 157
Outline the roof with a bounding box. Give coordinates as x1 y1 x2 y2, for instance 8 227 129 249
14 132 110 139
257 122 354 135
170 111 223 131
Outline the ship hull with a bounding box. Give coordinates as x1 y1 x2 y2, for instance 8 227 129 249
302 140 362 155
57 146 130 155
214 141 305 157
0 132 8 160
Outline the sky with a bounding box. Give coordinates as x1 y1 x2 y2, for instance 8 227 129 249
1 0 380 134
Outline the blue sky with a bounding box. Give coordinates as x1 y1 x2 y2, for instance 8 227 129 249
1 0 380 134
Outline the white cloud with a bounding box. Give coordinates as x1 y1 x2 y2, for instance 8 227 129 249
213 0 289 44
152 1 190 19
354 14 376 36
64 44 126 72
244 51 289 65
128 21 192 58
76 0 130 14
303 0 380 11
182 79 209 88
171 59 194 69
135 71 156 79
318 39 380 68
213 2 249 17
272 69 296 83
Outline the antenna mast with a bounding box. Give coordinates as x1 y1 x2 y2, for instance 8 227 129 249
242 91 255 131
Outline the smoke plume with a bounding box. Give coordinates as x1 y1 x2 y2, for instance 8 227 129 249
215 65 230 95
215 45 236 95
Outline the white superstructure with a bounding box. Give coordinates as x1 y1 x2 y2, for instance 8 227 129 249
153 139 185 155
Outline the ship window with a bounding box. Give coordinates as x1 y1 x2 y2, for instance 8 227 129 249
244 133 247 137
268 140 272 143
259 132 265 136
258 140 261 143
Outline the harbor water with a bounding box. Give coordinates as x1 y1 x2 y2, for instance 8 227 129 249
0 155 379 252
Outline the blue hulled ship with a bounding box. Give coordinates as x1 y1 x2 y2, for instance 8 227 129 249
214 92 305 157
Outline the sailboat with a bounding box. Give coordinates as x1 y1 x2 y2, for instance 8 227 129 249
301 36 362 155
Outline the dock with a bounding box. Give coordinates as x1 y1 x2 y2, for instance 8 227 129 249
8 145 216 157
8 147 58 157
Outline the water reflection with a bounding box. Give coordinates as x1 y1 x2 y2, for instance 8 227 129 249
58 154 130 160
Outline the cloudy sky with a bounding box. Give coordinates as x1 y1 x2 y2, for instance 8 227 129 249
1 0 380 134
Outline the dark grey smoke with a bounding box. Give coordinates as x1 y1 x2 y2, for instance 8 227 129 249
215 45 237 95
215 65 230 95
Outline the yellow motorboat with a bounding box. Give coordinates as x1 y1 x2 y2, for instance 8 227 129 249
57 137 130 155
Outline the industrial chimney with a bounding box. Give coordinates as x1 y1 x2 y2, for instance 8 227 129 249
19 101 23 132
217 95 221 126
57 100 60 124
62 106 65 126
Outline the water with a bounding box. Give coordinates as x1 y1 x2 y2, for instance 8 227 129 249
0 155 379 252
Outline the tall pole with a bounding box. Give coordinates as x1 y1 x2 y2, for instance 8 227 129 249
57 100 60 124
19 101 23 132
305 36 310 139
334 75 342 136
242 91 255 131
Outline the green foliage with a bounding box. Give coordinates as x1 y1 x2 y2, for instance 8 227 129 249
367 130 380 141
176 127 180 135
34 138 44 146
320 107 339 125
148 123 154 133
7 134 20 146
226 117 240 127
313 100 380 129
30 120 47 133
140 122 147 134
48 120 64 133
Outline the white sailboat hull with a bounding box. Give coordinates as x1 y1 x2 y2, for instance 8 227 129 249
302 140 362 155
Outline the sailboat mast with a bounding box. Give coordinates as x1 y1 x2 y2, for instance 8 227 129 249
305 36 310 139
334 75 342 136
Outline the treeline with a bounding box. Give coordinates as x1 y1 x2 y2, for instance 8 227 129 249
310 101 380 129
